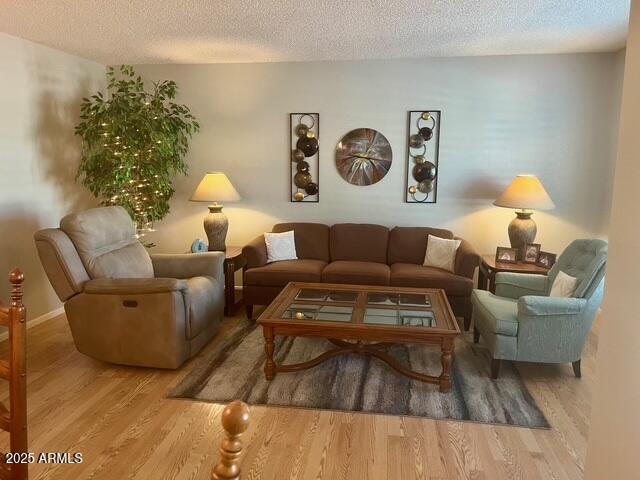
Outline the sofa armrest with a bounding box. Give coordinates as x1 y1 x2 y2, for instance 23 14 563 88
150 252 224 281
243 235 268 268
495 273 548 299
454 238 480 279
84 277 188 295
517 295 586 317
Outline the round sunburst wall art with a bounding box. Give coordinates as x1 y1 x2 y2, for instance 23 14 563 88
335 128 392 186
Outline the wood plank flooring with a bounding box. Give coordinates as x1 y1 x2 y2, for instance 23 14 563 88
0 311 598 479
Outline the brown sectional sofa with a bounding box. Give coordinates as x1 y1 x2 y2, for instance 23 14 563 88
242 223 480 329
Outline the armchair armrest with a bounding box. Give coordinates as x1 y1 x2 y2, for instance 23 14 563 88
518 295 587 317
150 252 224 281
84 277 188 295
454 238 480 279
243 235 268 268
495 272 548 299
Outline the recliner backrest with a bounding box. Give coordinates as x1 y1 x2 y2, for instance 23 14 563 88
60 206 153 279
548 239 607 299
34 228 90 301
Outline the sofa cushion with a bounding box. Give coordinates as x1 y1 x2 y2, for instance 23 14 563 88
322 261 390 285
184 276 222 339
60 206 153 279
390 263 473 297
244 259 326 287
388 227 454 265
273 223 330 262
471 289 519 336
330 224 389 263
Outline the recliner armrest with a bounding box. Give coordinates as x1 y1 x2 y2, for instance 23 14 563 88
495 272 548 299
84 277 188 295
518 295 586 317
454 238 480 279
243 235 268 268
150 252 224 281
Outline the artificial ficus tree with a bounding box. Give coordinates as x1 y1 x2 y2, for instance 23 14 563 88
75 65 199 237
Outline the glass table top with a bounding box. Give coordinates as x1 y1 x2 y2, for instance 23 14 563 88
363 308 436 327
282 304 354 322
294 289 359 303
267 286 454 330
366 293 432 307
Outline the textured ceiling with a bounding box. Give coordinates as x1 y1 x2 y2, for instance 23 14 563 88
0 0 630 64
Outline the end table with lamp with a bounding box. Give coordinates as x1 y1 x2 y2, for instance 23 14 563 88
478 254 551 293
190 172 245 315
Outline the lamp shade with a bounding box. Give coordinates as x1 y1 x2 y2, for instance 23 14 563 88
190 172 241 203
493 175 555 210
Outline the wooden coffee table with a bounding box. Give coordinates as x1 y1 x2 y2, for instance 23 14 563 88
257 282 461 392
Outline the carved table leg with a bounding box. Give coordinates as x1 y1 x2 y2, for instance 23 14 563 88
263 327 276 380
439 338 453 393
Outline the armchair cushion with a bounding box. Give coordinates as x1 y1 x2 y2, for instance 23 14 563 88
84 277 188 294
471 289 519 336
60 206 153 279
495 272 548 299
150 252 224 281
518 295 586 317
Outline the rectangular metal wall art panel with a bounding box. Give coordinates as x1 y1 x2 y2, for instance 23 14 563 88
290 113 319 202
405 110 441 203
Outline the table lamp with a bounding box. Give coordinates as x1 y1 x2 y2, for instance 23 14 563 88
190 172 241 251
493 174 555 260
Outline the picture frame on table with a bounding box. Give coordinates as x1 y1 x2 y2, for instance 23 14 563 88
495 246 518 264
536 251 557 269
523 243 541 264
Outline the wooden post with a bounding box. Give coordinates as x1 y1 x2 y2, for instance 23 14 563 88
9 268 27 480
212 400 250 480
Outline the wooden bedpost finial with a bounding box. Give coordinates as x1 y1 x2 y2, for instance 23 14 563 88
212 400 250 480
9 268 24 308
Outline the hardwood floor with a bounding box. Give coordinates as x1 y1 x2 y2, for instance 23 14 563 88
0 311 598 480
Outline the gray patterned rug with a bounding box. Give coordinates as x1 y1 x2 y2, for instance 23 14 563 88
170 321 549 428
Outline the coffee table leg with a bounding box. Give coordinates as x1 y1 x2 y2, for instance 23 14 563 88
263 327 276 380
439 338 453 393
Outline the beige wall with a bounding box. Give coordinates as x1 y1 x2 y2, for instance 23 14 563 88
135 53 624 258
585 1 640 478
0 33 104 318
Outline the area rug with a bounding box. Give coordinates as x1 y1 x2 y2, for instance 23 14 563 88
170 321 549 428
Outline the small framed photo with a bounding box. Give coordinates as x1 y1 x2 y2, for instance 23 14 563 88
496 246 518 264
523 243 541 264
536 251 557 269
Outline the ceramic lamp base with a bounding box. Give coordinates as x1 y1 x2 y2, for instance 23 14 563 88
204 204 228 252
508 211 537 260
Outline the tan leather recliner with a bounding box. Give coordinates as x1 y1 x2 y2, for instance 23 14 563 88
34 206 225 369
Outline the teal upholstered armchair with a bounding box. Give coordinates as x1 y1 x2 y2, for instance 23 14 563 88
471 239 607 379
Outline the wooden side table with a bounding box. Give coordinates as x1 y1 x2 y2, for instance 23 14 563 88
478 254 550 293
223 246 247 316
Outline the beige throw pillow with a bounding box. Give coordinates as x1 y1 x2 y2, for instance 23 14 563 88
264 231 298 263
549 270 579 298
423 235 461 273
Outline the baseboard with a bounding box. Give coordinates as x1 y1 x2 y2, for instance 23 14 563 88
0 306 64 342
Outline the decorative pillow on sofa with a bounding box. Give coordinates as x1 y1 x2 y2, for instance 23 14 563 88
549 270 579 298
423 235 461 273
264 231 298 263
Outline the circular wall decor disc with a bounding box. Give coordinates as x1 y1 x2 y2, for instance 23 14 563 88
335 128 392 186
